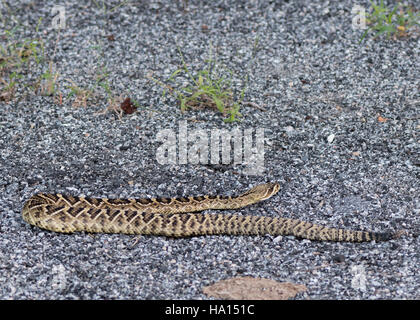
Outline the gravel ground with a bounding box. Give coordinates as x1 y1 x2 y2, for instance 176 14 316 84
0 0 419 299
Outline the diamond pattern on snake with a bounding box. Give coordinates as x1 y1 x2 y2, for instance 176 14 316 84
22 182 396 242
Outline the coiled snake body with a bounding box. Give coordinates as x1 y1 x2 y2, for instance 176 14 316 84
22 183 395 242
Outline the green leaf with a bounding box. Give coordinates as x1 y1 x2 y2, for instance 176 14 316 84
373 25 395 38
168 68 183 81
198 74 203 86
359 27 373 44
180 97 187 111
387 5 399 24
212 96 224 112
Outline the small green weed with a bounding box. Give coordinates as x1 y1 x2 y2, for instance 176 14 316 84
95 65 113 101
91 0 129 15
65 79 96 107
39 61 60 96
0 37 44 100
0 19 59 101
359 1 420 43
150 46 246 123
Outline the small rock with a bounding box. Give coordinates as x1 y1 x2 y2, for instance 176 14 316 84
273 236 283 243
332 254 345 263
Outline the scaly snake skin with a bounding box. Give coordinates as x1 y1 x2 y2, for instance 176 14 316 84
22 183 395 242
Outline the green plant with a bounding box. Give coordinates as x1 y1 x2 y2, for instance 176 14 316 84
39 61 59 96
95 65 113 99
66 79 96 107
64 42 128 117
0 71 22 101
87 43 115 100
359 1 420 43
91 0 129 14
0 19 50 100
1 35 40 73
151 46 246 123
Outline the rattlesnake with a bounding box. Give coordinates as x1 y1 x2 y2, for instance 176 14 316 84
22 182 396 242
